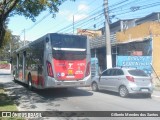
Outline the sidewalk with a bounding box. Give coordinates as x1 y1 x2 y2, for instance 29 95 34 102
153 77 160 91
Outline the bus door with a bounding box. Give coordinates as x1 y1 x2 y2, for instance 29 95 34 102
18 53 23 81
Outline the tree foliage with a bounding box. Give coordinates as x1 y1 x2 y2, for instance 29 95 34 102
0 29 12 60
3 29 12 46
0 0 74 47
0 34 21 61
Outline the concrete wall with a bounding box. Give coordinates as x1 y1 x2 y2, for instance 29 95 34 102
153 36 160 76
116 22 152 42
0 63 11 74
116 22 160 76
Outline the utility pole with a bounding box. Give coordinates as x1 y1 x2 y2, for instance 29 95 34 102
103 0 112 69
73 15 74 34
23 29 25 46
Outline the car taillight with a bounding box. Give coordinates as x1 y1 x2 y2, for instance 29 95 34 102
126 76 134 82
85 62 90 77
47 61 54 77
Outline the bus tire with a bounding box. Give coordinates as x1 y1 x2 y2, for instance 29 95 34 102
28 74 33 90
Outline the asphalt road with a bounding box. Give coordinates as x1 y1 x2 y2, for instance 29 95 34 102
1 74 160 120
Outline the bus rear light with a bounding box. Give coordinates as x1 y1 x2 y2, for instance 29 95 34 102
126 76 134 82
85 62 90 77
47 61 54 77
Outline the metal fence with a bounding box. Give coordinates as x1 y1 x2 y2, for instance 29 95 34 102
89 34 116 49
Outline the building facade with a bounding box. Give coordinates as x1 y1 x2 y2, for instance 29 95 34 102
116 22 160 77
89 13 160 78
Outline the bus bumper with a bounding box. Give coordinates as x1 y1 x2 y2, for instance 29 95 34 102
45 76 91 88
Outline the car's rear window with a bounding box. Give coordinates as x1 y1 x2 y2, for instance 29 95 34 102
128 69 148 77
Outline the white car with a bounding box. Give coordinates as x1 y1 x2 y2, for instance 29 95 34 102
91 67 153 97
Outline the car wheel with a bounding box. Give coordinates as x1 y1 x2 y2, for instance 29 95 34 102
28 75 33 90
119 86 128 98
92 82 99 92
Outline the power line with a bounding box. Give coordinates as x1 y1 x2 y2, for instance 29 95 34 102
26 13 50 31
75 13 104 29
55 0 136 33
38 0 138 34
109 0 138 12
62 12 105 34
59 0 131 33
109 0 129 9
19 12 51 40
22 0 160 38
56 10 104 33
52 5 103 33
55 0 131 33
112 2 160 17
46 0 102 33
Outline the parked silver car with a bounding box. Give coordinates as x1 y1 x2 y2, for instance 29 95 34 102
91 67 153 97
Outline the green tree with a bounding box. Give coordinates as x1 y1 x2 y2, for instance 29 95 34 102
10 35 21 52
0 29 12 60
0 0 74 47
0 34 21 62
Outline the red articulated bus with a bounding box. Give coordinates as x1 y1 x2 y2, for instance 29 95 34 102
13 33 91 89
